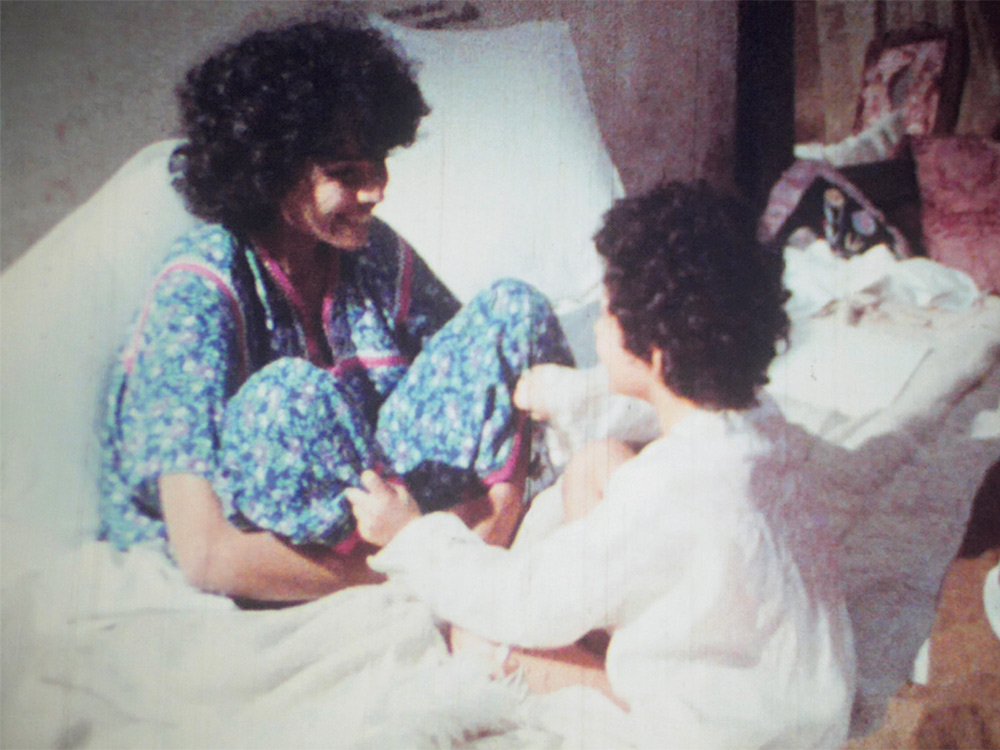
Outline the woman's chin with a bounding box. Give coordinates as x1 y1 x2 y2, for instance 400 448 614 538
323 230 369 251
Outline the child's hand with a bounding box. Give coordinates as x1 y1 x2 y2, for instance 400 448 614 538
344 470 421 547
514 364 573 422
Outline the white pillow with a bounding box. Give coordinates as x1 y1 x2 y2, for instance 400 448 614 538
1 141 197 579
1 21 620 576
373 17 622 307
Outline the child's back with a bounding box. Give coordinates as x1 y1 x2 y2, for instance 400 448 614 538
599 397 853 747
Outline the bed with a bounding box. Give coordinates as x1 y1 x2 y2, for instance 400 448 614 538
3 17 999 749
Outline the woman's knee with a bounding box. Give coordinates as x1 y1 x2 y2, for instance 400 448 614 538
224 357 350 429
230 356 325 399
476 279 572 364
220 357 371 481
474 278 553 320
217 357 376 545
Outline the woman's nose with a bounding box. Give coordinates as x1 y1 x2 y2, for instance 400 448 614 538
357 178 385 205
357 162 388 205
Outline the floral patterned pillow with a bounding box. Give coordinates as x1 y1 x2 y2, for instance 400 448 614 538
855 38 949 139
912 136 1000 293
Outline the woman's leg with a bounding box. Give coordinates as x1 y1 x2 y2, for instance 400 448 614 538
448 623 626 711
449 420 532 546
216 357 382 547
376 279 573 536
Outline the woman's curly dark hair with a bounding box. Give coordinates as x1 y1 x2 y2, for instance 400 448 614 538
595 181 789 411
169 19 429 238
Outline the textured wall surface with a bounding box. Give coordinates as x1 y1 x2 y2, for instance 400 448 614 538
0 0 738 269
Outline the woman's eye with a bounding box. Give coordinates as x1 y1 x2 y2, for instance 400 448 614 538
324 167 361 184
322 162 386 187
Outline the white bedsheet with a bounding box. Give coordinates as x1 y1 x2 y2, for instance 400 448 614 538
2 544 549 749
769 249 1000 732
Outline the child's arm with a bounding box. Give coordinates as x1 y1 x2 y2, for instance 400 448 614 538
347 444 669 652
358 501 646 649
515 364 660 467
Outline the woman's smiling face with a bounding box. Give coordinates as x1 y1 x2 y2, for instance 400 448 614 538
277 159 388 250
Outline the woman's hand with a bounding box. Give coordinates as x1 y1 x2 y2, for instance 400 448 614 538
344 470 421 547
514 364 572 422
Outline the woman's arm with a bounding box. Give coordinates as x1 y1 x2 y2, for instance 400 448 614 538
160 473 382 602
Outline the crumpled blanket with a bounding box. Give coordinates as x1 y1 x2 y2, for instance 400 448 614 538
2 543 569 749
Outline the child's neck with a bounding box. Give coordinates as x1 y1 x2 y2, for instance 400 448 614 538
647 381 698 435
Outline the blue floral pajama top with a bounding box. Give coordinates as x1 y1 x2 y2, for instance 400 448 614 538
99 219 573 552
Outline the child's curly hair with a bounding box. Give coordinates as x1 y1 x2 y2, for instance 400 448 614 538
595 181 789 411
170 19 428 238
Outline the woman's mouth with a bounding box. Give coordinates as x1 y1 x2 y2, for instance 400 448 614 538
337 212 372 229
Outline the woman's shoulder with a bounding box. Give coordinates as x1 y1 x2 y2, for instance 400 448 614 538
161 222 243 272
361 217 410 261
352 217 419 283
141 224 248 314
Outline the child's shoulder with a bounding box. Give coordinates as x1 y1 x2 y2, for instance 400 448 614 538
625 407 778 500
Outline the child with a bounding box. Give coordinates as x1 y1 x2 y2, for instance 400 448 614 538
346 182 855 748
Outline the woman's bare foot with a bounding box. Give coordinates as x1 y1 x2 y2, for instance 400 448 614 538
450 481 524 547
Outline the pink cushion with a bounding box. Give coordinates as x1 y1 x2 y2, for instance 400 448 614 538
913 136 1000 293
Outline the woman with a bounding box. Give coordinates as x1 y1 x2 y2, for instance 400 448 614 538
98 17 572 603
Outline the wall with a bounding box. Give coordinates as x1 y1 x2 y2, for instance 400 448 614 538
0 0 738 270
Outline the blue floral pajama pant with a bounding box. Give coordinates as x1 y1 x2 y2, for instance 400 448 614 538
216 280 573 546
